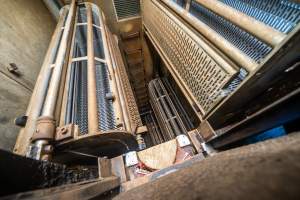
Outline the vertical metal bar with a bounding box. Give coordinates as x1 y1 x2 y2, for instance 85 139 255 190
60 7 78 126
87 4 99 134
42 0 76 117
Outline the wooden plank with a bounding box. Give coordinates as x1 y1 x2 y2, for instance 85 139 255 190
98 157 112 178
111 156 127 183
138 139 177 170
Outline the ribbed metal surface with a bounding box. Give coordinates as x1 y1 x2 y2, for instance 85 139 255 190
143 0 236 114
95 63 116 131
220 0 300 34
163 78 194 131
190 1 272 63
144 111 165 145
149 79 188 140
76 62 88 134
113 0 140 20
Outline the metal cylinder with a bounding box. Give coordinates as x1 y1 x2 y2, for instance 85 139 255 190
194 0 286 47
42 0 76 117
28 0 76 160
86 4 99 134
14 7 69 155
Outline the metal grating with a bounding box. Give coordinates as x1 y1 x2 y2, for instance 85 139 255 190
113 0 140 20
95 62 116 131
143 0 236 114
220 0 300 34
76 61 88 134
109 30 143 128
190 1 272 63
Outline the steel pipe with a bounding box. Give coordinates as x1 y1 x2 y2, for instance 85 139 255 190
194 0 286 47
29 0 76 160
161 0 258 71
87 4 99 134
14 7 69 155
42 0 76 117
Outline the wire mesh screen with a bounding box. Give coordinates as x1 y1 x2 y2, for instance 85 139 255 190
190 1 272 63
95 62 116 131
76 60 89 134
220 0 300 34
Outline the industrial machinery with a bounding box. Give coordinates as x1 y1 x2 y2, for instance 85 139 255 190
14 1 143 162
1 0 300 199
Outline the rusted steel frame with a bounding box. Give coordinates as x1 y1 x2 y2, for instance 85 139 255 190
107 33 132 132
194 0 286 47
161 0 257 72
86 3 99 134
14 7 69 155
59 6 78 126
99 11 125 129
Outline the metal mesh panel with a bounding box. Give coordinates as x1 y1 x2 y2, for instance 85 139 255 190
76 61 88 134
95 62 116 131
222 68 248 96
190 1 272 63
220 0 300 34
143 0 236 114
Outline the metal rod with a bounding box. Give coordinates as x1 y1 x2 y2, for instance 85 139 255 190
87 4 99 134
42 0 76 117
14 7 69 155
160 0 258 71
60 7 79 126
194 0 286 47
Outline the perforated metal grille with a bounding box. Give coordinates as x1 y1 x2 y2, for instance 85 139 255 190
113 0 140 20
143 0 235 114
76 62 88 134
190 1 272 63
95 62 116 131
117 54 143 127
220 0 300 34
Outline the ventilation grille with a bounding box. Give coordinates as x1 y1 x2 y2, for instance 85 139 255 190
113 0 140 20
143 0 237 115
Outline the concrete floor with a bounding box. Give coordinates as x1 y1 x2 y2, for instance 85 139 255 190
0 0 55 151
